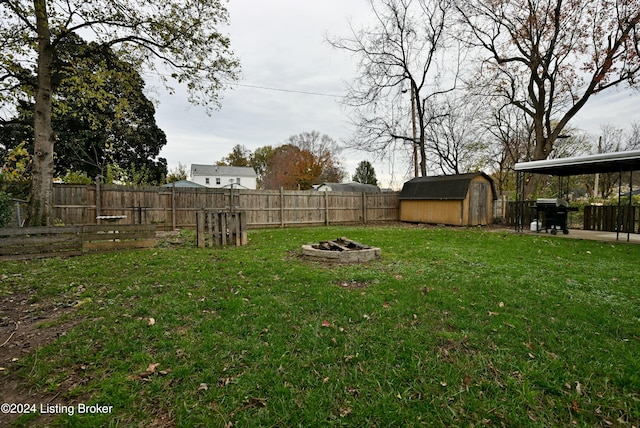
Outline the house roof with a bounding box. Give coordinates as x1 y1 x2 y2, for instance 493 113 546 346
191 164 257 178
514 150 640 176
163 180 206 188
399 172 496 200
316 182 381 193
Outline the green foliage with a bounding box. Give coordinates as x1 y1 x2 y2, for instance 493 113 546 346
218 144 252 167
0 191 13 227
0 34 168 180
352 160 378 185
0 142 31 198
165 163 188 183
59 170 93 185
104 163 164 186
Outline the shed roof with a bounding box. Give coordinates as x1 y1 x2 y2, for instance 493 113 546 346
514 150 640 176
316 182 381 193
399 172 496 200
191 164 257 178
163 180 206 188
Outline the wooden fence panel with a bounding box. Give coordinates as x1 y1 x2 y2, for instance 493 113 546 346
0 226 82 260
81 224 156 251
51 183 400 229
584 205 638 232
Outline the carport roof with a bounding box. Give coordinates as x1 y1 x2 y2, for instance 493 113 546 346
514 150 640 176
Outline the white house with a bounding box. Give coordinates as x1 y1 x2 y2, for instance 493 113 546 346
190 164 257 189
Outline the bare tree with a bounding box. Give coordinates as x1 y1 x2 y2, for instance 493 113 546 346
456 0 640 166
424 94 488 174
329 0 458 177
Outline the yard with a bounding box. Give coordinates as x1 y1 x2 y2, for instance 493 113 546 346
1 225 639 427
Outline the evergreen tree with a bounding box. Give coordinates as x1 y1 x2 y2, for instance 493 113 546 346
352 161 378 186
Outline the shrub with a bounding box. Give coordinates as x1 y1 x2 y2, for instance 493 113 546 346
0 191 14 228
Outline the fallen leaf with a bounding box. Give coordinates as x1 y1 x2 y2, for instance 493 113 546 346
575 381 582 396
322 320 331 328
498 301 504 308
440 381 447 387
395 274 403 280
140 362 160 378
148 317 156 326
198 383 208 391
74 297 92 308
488 311 499 316
339 406 352 417
383 302 390 308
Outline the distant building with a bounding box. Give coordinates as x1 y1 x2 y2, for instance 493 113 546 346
190 165 257 189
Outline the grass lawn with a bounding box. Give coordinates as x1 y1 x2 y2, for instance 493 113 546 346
1 225 639 427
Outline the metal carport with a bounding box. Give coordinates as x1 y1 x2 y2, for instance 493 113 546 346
514 150 640 241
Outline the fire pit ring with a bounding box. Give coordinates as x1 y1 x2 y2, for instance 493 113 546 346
302 237 381 263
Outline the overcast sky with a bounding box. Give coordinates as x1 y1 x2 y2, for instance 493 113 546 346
154 1 640 189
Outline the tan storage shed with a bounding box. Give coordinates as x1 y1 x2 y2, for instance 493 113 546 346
399 173 497 226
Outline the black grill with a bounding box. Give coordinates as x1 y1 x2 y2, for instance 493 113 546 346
535 198 578 235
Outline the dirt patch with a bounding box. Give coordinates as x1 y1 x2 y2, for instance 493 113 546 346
0 288 84 426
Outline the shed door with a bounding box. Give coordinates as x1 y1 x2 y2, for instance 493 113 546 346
469 182 489 225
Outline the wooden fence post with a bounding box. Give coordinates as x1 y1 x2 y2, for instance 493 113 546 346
280 187 285 228
324 191 329 226
172 182 177 230
362 192 367 224
96 176 102 224
196 210 205 248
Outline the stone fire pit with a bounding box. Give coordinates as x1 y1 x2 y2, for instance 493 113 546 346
302 237 381 263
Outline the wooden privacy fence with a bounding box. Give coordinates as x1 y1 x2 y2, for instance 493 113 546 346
505 201 640 233
50 184 400 230
583 205 639 233
0 226 82 260
0 224 156 260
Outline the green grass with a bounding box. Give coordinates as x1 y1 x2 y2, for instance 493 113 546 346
1 225 639 427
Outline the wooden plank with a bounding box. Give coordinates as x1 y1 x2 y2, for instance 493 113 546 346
82 224 155 233
83 239 156 251
0 226 80 237
220 212 227 246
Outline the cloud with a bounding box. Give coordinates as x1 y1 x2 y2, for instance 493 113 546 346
155 1 640 189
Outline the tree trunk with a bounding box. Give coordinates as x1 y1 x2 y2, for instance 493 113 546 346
27 0 55 226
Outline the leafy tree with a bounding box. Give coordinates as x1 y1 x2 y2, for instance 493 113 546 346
262 145 321 190
251 145 275 189
0 0 239 225
0 34 168 182
166 163 188 184
456 0 640 165
60 170 93 185
260 132 345 190
218 145 252 167
0 142 32 198
284 131 346 183
352 161 379 186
